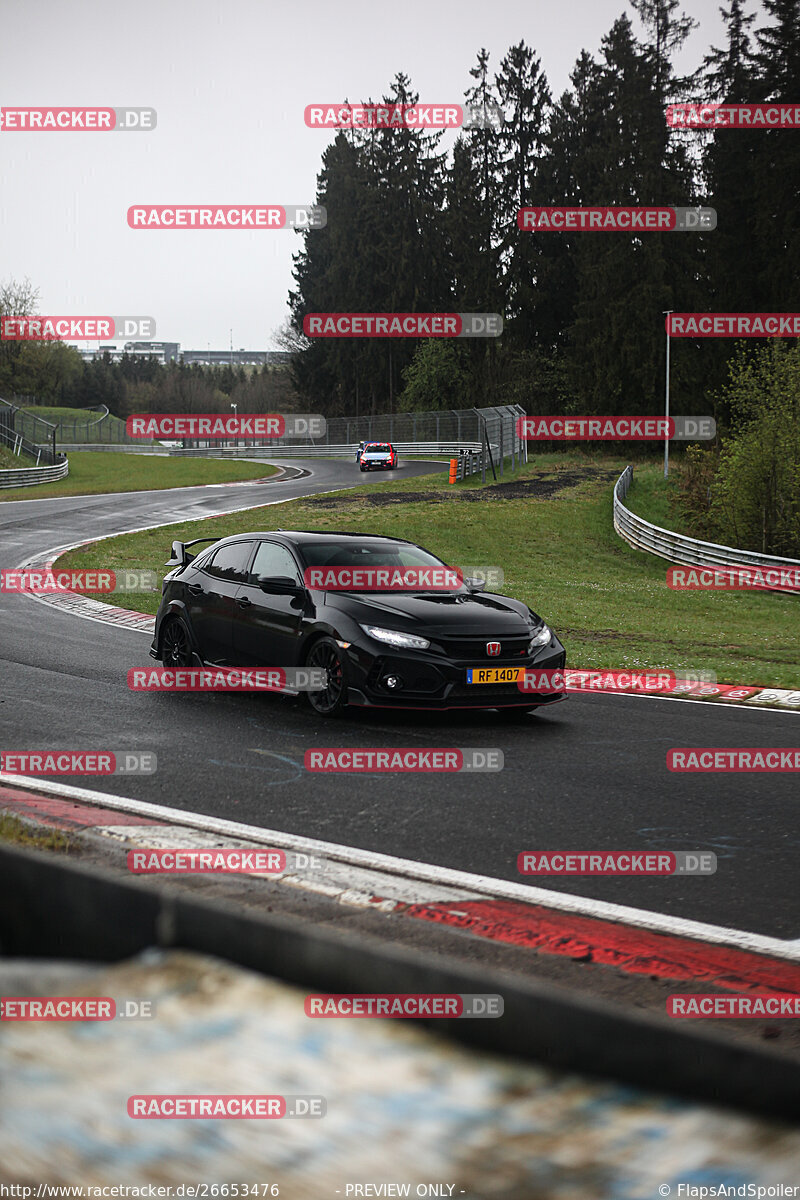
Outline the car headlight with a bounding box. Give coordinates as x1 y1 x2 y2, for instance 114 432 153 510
360 625 431 650
528 624 551 650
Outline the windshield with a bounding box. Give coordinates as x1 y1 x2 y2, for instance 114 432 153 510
299 541 464 593
364 444 392 453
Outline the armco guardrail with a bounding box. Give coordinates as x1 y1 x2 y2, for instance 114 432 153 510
0 459 69 488
614 465 800 593
0 414 69 488
168 441 491 459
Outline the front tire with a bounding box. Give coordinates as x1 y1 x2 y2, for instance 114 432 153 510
305 637 350 716
161 617 194 668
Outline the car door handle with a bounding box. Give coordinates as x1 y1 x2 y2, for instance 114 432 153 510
237 596 252 608
187 584 203 595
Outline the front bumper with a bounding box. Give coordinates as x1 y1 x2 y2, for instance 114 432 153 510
343 637 567 710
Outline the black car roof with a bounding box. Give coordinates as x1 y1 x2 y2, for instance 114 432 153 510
210 530 414 546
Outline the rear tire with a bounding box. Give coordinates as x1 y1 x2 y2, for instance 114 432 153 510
304 637 350 716
161 617 194 668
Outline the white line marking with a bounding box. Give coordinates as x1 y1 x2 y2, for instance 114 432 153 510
2 772 799 962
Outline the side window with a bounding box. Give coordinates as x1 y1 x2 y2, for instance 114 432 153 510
204 541 254 582
248 542 301 584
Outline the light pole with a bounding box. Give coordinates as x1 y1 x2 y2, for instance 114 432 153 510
663 310 673 478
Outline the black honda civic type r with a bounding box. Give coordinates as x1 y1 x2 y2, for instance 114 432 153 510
150 531 566 716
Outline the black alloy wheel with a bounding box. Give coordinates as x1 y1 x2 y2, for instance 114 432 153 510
161 618 194 668
305 637 349 716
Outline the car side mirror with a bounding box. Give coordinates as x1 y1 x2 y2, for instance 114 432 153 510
257 575 305 595
462 576 483 593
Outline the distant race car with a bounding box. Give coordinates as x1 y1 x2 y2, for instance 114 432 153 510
150 531 566 716
359 442 398 471
355 440 367 462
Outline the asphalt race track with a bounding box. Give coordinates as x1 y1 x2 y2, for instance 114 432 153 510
2 458 798 941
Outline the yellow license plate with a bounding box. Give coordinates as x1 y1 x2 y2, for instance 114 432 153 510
466 666 524 685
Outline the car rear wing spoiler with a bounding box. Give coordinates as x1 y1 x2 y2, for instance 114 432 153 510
166 537 221 569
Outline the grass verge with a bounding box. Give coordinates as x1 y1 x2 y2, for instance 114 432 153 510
0 445 35 470
0 812 73 853
0 450 279 500
55 452 799 687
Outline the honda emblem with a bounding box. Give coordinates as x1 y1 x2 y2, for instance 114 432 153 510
486 642 501 656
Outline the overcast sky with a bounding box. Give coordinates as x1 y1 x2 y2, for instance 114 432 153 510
1 0 762 350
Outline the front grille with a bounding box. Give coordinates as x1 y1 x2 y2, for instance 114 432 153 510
432 635 531 661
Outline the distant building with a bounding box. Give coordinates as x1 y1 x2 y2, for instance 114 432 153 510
67 341 180 364
65 343 287 367
123 341 181 363
180 349 290 367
